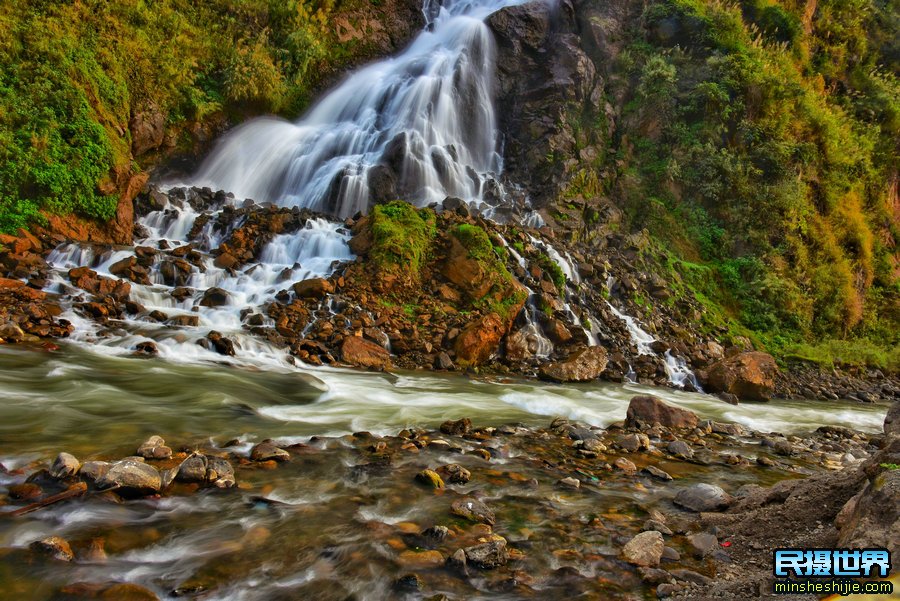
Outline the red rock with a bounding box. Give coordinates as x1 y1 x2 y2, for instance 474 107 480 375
293 278 334 299
454 313 506 366
705 351 778 401
341 336 392 370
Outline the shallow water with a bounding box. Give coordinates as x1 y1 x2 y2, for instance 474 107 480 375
0 343 888 600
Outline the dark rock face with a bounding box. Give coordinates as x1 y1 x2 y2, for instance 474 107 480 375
705 352 778 401
488 0 602 208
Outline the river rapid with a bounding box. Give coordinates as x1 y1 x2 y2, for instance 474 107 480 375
0 343 888 600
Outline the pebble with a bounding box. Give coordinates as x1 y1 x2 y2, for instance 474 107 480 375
642 466 673 481
137 435 173 460
557 477 580 489
613 457 637 474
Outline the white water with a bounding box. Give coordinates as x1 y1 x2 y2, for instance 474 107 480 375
45 201 354 371
186 0 537 218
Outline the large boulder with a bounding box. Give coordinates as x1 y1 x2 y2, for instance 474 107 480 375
341 335 392 370
705 351 778 401
455 313 507 366
538 347 608 382
625 395 698 430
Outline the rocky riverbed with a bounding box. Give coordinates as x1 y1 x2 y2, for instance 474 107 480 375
1 395 897 600
0 186 897 408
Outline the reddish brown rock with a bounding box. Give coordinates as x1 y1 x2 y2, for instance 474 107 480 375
341 336 392 370
538 347 608 382
625 395 699 430
293 278 335 300
705 351 778 401
454 313 506 366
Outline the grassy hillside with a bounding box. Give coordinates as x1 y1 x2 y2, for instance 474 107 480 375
0 0 411 232
585 0 898 368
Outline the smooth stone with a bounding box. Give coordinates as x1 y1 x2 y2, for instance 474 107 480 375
622 530 665 567
250 442 290 462
49 452 80 479
96 460 161 496
79 461 110 482
667 440 693 459
137 435 173 460
642 465 673 481
415 469 445 489
673 483 731 512
450 498 495 525
687 532 719 558
557 477 580 489
670 568 713 585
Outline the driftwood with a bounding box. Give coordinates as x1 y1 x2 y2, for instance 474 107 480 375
6 482 88 517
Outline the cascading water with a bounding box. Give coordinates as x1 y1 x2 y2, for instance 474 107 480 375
605 297 703 391
186 0 535 218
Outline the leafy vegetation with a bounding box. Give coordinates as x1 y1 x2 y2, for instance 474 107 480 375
537 254 567 294
370 201 436 278
0 0 387 232
602 0 898 369
450 224 526 320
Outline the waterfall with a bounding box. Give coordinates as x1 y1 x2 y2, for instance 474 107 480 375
606 300 703 391
185 0 535 218
606 301 655 355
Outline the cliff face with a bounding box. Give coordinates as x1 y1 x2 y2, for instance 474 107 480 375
486 0 898 363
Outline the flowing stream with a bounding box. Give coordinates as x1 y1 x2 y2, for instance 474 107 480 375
0 0 891 598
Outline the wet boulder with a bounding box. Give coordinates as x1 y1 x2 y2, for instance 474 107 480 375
293 278 334 299
199 287 230 307
49 452 81 479
96 460 161 496
450 497 495 525
464 535 508 569
30 536 74 562
673 483 732 512
538 347 608 383
705 351 778 401
250 441 290 462
625 395 698 430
